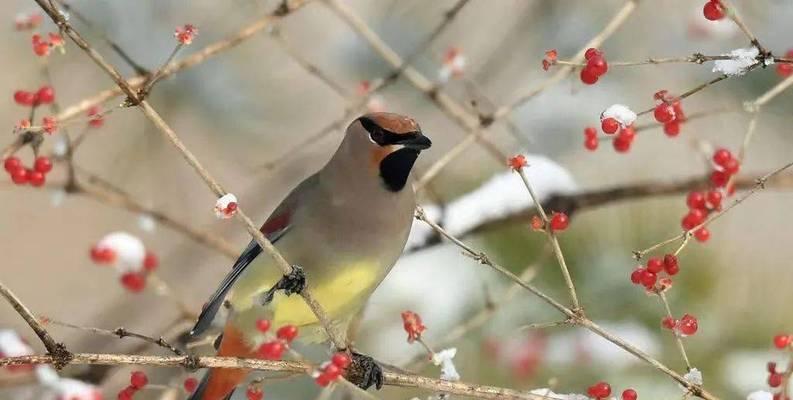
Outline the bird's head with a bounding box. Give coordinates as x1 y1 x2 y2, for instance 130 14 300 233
344 112 432 192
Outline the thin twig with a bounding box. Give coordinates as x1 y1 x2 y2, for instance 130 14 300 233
656 292 692 370
43 318 184 356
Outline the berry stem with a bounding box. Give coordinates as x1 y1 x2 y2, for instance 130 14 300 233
657 292 692 370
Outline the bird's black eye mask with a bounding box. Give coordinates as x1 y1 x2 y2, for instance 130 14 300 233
359 117 422 146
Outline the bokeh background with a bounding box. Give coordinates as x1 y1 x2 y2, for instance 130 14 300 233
2 0 793 399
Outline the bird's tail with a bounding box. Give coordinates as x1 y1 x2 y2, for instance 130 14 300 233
188 324 253 400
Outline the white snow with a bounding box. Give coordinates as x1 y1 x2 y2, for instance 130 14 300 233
713 47 759 76
137 213 157 233
601 104 637 127
432 348 460 381
97 231 146 274
746 391 774 400
214 193 238 219
0 330 34 357
529 388 587 400
48 378 102 400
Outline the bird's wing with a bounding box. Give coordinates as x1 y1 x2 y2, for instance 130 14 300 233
189 176 316 337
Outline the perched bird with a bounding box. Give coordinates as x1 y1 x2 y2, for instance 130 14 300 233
188 112 432 400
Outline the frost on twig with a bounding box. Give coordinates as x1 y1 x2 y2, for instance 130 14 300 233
406 154 576 250
681 367 704 391
712 47 759 76
432 348 461 382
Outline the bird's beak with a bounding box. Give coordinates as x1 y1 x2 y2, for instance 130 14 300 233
397 134 432 150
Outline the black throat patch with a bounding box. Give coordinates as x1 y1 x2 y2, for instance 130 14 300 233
379 148 419 192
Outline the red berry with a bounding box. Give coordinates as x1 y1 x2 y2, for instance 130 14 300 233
580 67 599 85
587 56 608 76
686 191 707 210
183 377 198 393
90 246 116 264
769 372 783 388
613 134 632 153
584 127 597 138
663 121 680 137
331 352 351 369
777 63 793 78
653 103 675 123
678 314 698 336
640 270 657 288
773 334 790 349
663 254 679 275
662 317 677 330
258 340 285 360
646 258 663 274
28 170 45 187
584 136 598 151
14 90 36 106
33 156 53 174
255 319 271 333
4 157 21 172
42 116 57 134
246 385 263 400
618 125 636 141
508 154 527 169
710 170 729 187
33 41 50 56
10 167 28 185
703 0 725 21
276 324 299 342
722 158 740 175
35 86 55 104
768 361 777 373
682 209 706 230
713 148 733 167
601 117 619 134
694 228 710 242
315 373 332 387
120 273 146 293
587 381 612 399
323 364 342 380
116 387 135 400
622 388 638 400
706 190 722 209
630 268 644 285
130 371 148 389
584 48 602 60
143 252 158 271
549 212 569 231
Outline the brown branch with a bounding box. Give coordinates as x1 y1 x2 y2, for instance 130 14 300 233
43 318 183 356
34 0 345 349
0 281 71 367
0 353 547 400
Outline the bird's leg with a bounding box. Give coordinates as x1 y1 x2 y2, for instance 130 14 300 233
258 265 306 305
344 351 384 390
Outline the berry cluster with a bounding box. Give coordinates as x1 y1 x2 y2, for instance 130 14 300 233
586 381 638 400
679 148 740 243
13 85 55 106
87 105 105 128
174 24 198 45
598 113 636 153
661 313 699 336
90 246 158 293
583 127 598 151
245 384 264 400
652 90 686 137
766 334 792 399
401 310 427 343
314 352 352 387
14 12 43 31
531 212 570 232
580 48 608 85
4 156 52 187
116 371 148 400
777 51 793 78
702 0 726 21
630 254 678 291
32 32 64 57
254 320 299 360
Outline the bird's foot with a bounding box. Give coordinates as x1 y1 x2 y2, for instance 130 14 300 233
345 351 384 390
259 265 306 305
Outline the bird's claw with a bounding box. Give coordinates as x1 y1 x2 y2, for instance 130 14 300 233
259 265 306 305
346 352 384 390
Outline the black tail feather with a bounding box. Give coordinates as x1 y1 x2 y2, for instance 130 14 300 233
186 370 235 400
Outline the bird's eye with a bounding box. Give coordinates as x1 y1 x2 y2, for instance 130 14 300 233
368 128 385 145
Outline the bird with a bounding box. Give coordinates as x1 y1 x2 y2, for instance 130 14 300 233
187 112 432 400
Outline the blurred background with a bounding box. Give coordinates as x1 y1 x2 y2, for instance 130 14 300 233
2 0 793 399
